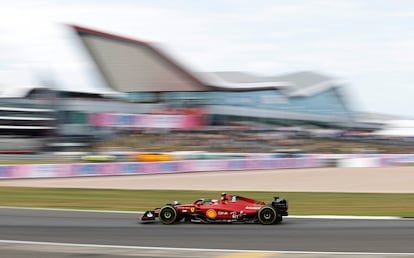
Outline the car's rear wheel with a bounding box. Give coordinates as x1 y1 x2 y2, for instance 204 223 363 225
258 206 277 225
276 213 283 223
159 205 178 225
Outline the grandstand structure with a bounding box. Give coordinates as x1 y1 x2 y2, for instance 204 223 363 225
0 25 381 152
71 25 357 129
0 87 57 152
0 84 57 136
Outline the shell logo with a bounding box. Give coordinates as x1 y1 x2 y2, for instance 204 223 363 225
206 209 217 219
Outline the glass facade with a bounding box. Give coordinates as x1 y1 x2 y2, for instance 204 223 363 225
207 89 349 116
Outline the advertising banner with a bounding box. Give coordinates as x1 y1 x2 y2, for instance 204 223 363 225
88 112 203 128
9 155 410 179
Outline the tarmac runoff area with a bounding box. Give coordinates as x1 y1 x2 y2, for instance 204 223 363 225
1 209 414 258
1 167 414 257
0 166 414 193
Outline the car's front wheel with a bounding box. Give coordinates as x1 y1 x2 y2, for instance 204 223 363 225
257 206 277 225
159 205 178 225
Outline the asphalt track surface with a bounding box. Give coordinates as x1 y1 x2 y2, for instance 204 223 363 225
1 208 414 257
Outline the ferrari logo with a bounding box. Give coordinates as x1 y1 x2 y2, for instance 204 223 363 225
190 207 195 213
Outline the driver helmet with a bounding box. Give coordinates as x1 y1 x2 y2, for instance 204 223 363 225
221 192 228 201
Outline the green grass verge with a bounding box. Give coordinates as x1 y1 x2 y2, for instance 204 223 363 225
1 187 414 216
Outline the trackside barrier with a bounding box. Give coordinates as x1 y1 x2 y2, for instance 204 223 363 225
1 154 414 179
313 154 414 168
0 157 323 179
336 158 380 168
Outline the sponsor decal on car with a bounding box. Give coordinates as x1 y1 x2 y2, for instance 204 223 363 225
245 206 261 210
190 207 195 213
231 211 241 219
206 209 217 219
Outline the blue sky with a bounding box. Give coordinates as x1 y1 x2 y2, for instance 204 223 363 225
1 0 413 117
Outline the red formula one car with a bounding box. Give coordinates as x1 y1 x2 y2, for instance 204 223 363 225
140 193 288 225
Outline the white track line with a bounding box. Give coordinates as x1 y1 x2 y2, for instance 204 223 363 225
0 206 406 219
0 206 137 214
0 240 413 256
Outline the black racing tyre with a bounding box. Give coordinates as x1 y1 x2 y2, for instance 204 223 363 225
276 213 283 223
258 206 277 225
159 205 178 225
